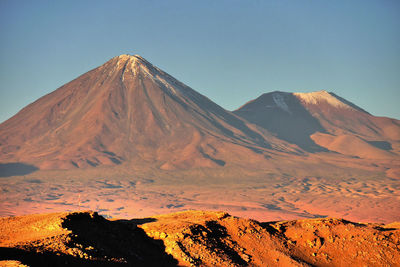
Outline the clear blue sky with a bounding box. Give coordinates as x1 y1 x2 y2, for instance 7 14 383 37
1 0 399 123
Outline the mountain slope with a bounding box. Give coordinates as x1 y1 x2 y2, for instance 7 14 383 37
0 55 296 170
234 90 400 159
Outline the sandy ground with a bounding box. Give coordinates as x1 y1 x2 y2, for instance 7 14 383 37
1 158 399 224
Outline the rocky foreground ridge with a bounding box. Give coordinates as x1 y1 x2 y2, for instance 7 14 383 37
0 211 399 266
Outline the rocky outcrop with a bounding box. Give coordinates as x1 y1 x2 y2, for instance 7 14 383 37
1 210 399 266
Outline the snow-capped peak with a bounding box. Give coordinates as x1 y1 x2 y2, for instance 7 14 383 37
113 54 185 97
293 90 350 109
114 54 148 68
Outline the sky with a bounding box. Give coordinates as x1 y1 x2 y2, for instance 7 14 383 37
0 0 399 123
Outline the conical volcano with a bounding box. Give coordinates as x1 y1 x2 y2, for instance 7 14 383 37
0 55 294 170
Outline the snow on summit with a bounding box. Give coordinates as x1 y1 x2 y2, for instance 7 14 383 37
293 90 352 109
112 54 184 96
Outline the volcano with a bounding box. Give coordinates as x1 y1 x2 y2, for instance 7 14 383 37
234 90 400 160
0 55 296 170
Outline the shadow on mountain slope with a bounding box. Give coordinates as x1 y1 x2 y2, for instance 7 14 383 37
0 163 38 177
234 93 328 152
366 140 392 151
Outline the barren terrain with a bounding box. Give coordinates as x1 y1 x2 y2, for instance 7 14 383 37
1 211 399 266
1 158 399 224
